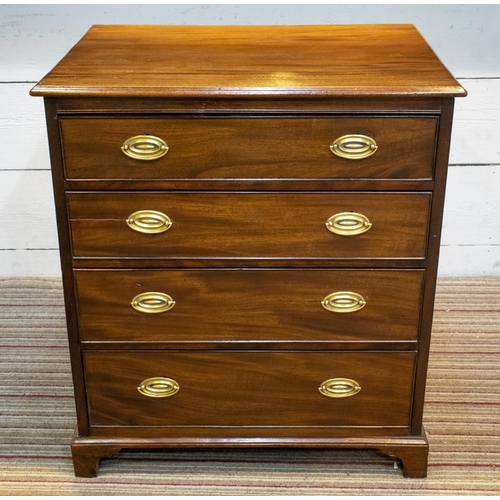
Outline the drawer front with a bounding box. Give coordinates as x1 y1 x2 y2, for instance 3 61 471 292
75 269 424 342
84 351 416 427
69 192 431 259
61 116 437 180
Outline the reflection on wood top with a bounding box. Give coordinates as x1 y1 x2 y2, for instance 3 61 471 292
31 24 466 98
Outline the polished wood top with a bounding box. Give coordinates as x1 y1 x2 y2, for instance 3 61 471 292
31 24 466 98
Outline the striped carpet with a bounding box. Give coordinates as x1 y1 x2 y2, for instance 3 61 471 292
0 277 498 495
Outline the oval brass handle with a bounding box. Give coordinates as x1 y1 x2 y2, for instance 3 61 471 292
319 378 361 398
330 134 378 160
138 377 179 398
326 212 372 236
121 135 169 160
131 292 176 314
127 210 172 234
322 291 366 313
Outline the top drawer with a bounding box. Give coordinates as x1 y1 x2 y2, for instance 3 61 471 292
60 116 437 181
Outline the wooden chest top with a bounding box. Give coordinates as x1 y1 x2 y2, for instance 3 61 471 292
30 24 466 98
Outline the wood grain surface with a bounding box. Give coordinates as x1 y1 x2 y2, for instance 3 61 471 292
29 23 464 480
68 192 431 259
83 350 416 427
74 269 424 342
60 116 437 180
30 25 466 97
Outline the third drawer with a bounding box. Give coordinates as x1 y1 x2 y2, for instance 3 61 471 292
75 269 424 342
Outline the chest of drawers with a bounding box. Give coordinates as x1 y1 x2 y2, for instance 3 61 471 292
31 24 466 478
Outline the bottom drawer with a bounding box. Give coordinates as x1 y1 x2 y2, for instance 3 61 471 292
84 351 416 427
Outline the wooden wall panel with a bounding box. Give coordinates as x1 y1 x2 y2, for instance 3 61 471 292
0 171 58 249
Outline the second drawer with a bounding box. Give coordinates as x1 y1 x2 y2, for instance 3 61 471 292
68 192 431 259
75 269 424 342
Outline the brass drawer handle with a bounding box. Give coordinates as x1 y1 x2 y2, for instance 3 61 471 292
322 291 366 313
138 377 179 398
121 135 169 160
319 378 361 398
127 210 172 234
330 134 378 160
131 292 176 314
326 212 372 236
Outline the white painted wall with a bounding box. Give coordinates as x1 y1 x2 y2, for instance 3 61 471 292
1 5 499 276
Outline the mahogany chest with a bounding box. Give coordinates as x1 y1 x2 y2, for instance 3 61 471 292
31 24 466 477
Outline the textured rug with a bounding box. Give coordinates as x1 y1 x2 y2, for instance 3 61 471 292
0 277 498 495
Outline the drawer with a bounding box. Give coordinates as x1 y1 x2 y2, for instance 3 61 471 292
83 351 416 427
75 269 424 342
60 116 437 180
69 192 431 259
